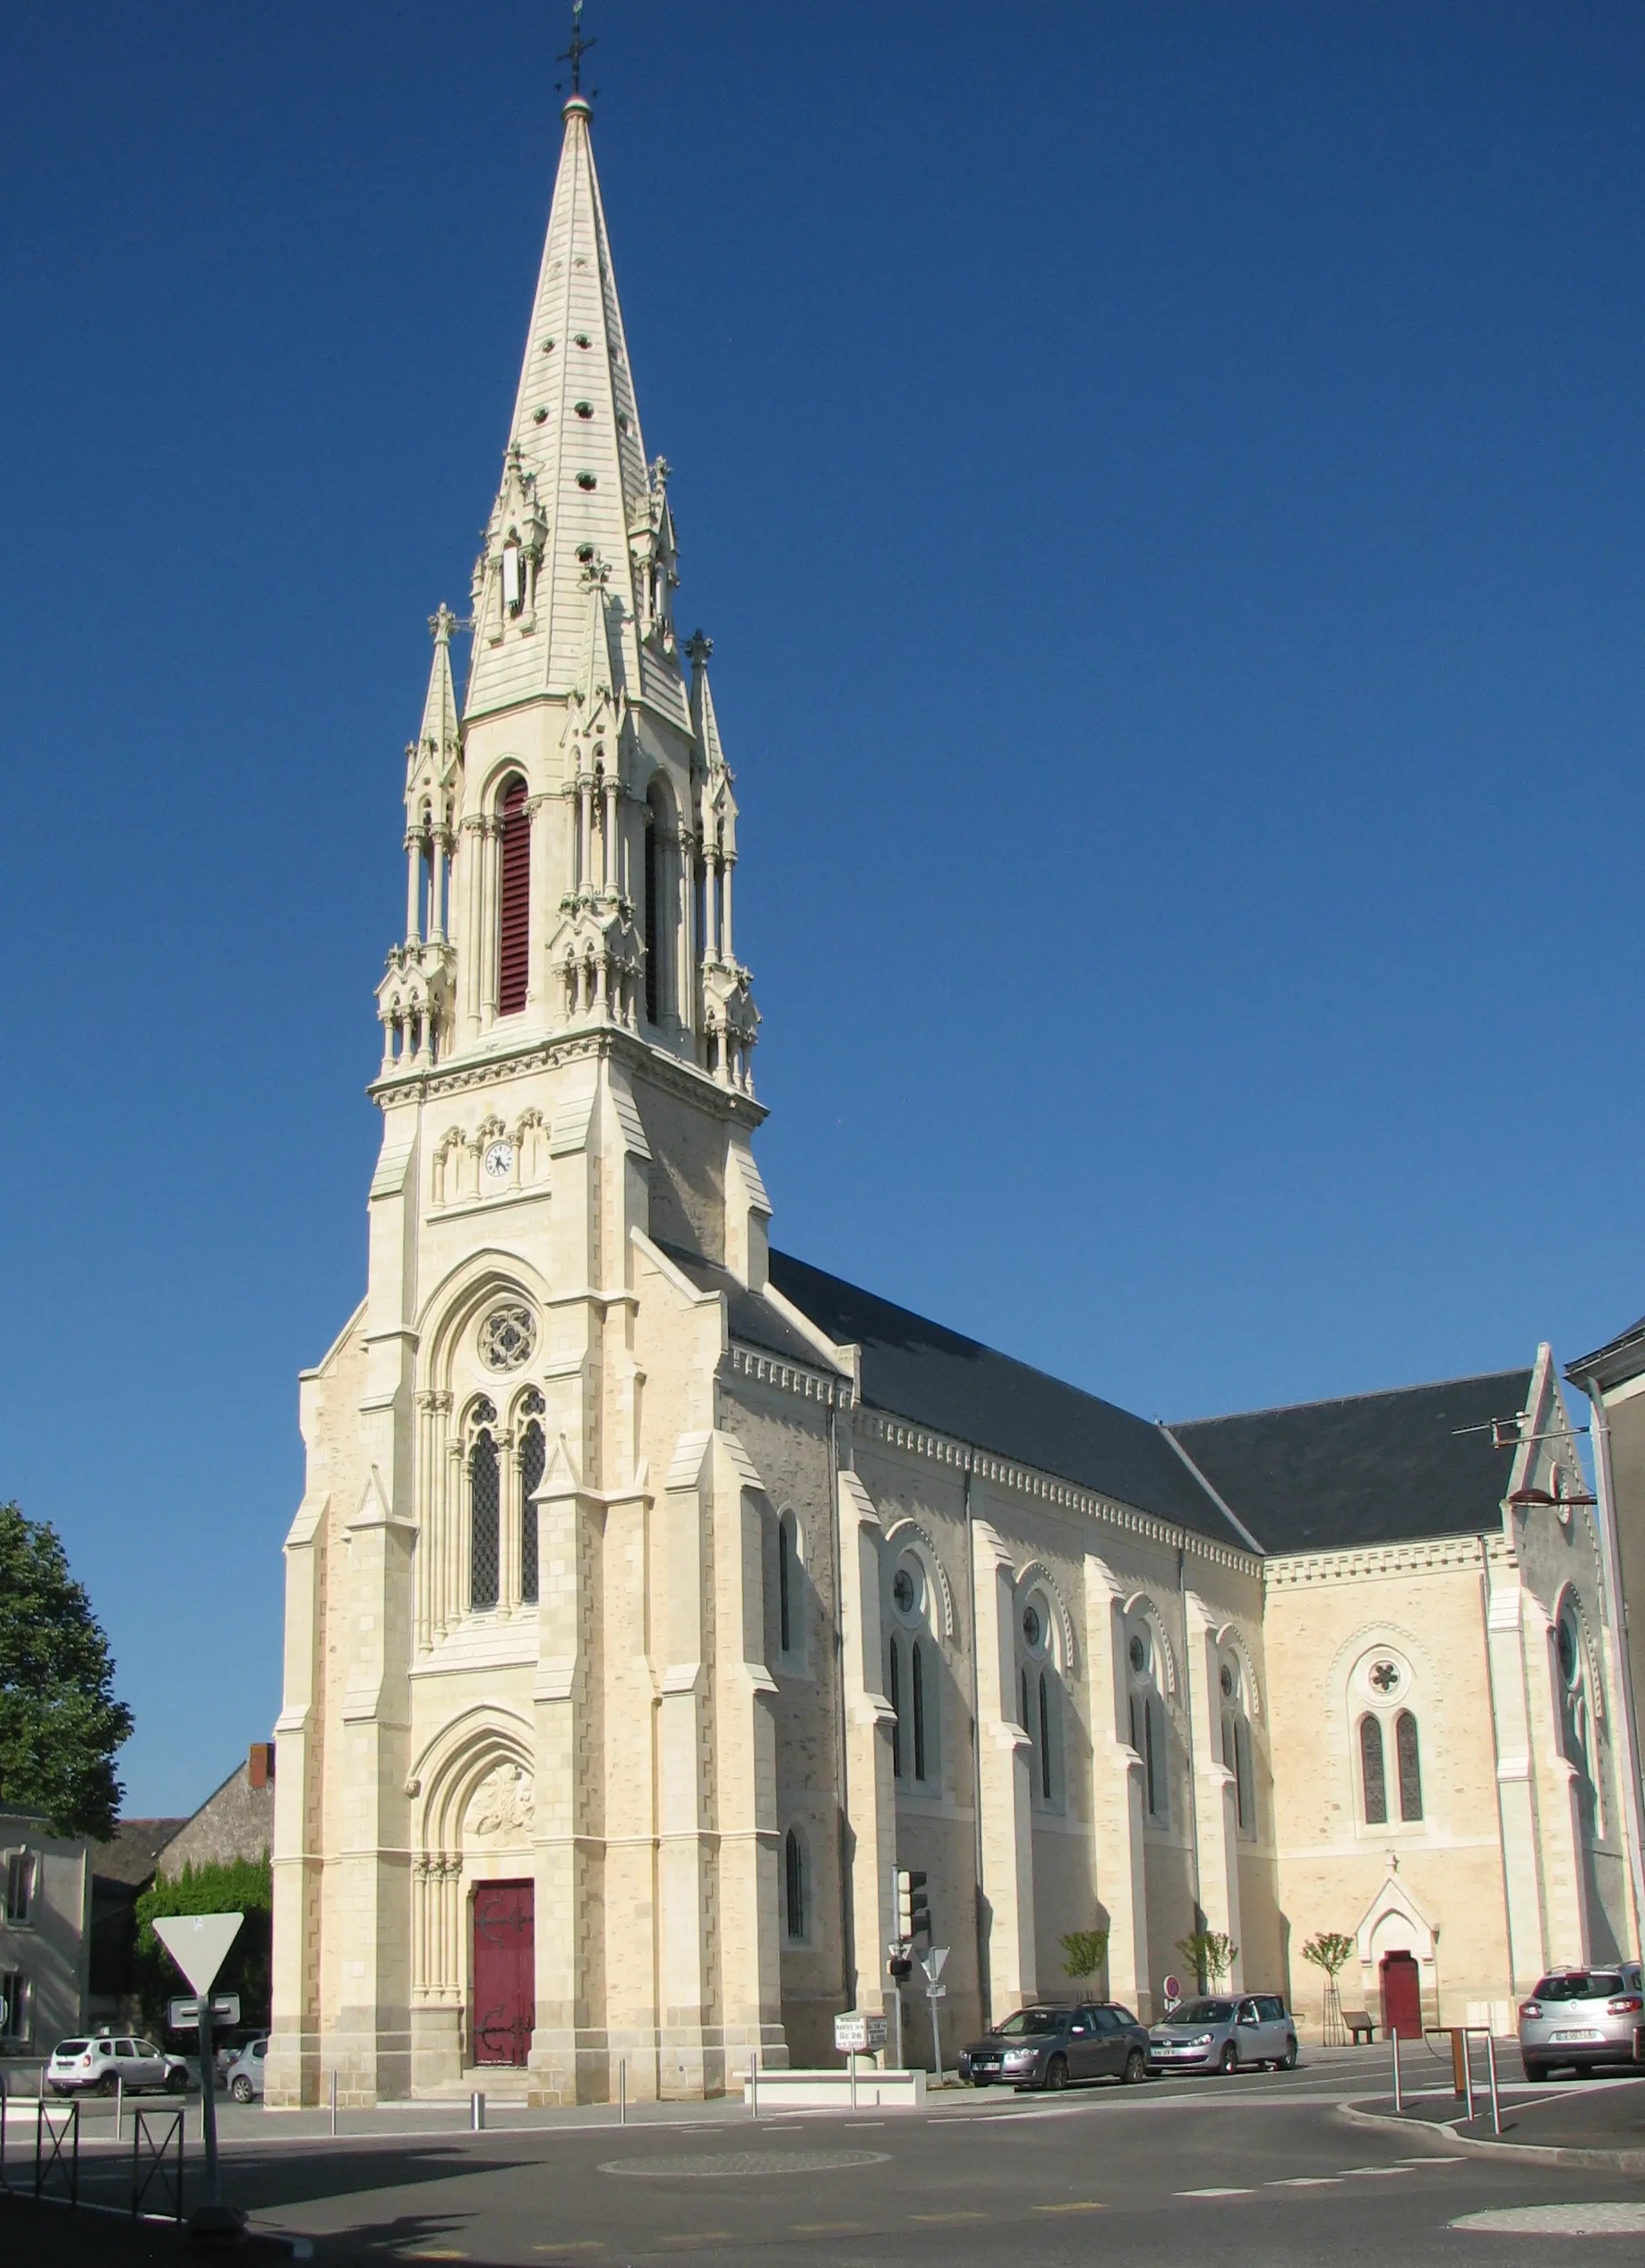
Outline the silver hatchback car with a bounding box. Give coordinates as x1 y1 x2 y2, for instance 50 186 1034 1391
1519 1964 1644 2080
1148 1993 1298 2075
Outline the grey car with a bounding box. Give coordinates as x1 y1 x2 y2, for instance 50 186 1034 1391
958 2002 1151 2091
1148 1993 1298 2075
1519 1964 1644 2080
224 2035 270 2102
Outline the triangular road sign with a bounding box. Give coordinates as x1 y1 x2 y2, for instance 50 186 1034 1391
921 1945 949 1982
152 1913 244 1995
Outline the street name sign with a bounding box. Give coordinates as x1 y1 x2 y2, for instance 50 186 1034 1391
169 1994 241 2031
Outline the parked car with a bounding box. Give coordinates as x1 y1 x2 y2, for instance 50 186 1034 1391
224 2035 270 2103
958 2002 1151 2091
47 2035 191 2096
1147 1993 1298 2075
1519 1964 1645 2080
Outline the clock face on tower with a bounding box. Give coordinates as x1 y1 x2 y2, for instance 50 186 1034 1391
483 1140 514 1183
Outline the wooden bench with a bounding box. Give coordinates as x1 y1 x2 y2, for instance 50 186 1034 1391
1343 2010 1376 2044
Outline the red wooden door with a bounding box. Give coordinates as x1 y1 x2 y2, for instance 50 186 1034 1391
472 1880 535 2067
1380 1951 1421 2041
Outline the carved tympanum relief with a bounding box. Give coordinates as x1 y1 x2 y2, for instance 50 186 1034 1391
466 1763 535 1843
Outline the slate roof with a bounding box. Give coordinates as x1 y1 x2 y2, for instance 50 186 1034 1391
654 1242 837 1370
1169 1367 1533 1555
766 1252 1248 1551
1567 1314 1645 1388
92 1818 189 1887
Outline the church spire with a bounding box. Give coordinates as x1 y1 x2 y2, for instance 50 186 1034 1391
464 83 682 729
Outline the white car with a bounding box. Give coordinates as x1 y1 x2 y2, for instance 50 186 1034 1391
47 2034 190 2096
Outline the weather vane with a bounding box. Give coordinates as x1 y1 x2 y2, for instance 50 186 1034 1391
559 0 596 98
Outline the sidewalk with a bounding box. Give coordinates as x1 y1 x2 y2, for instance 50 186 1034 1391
1347 2072 1645 2171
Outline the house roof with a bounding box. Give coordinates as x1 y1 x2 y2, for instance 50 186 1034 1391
92 1818 189 1887
1567 1314 1645 1391
1169 1367 1534 1554
767 1251 1248 1551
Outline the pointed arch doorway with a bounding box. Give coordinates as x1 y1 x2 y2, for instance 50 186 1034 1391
1379 1950 1421 2041
472 1880 535 2066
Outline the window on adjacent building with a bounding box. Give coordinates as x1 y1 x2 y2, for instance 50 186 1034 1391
4 1852 35 1926
0 1969 26 2041
1360 1714 1388 1826
784 1829 805 1943
496 775 531 1015
1395 1710 1423 1822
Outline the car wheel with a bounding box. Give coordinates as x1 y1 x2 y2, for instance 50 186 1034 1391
1521 2060 1549 2083
231 2076 254 2103
48 2084 71 2098
167 2069 187 2094
1044 2054 1069 2092
1575 2064 1594 2079
1279 2042 1298 2071
1122 2049 1146 2085
99 2072 120 2096
1218 2043 1238 2075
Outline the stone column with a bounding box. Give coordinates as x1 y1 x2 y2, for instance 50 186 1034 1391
837 1469 897 2018
657 1432 717 2094
268 1482 329 2108
972 1519 1035 2010
1183 1591 1242 1989
1483 1551 1555 1989
1083 1554 1152 2019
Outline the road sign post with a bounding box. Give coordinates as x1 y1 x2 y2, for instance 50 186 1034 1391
921 1947 949 2084
151 1913 244 2239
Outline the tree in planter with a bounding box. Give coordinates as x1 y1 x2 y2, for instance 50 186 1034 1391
0 1501 133 1838
1300 1931 1357 2047
135 1857 273 2038
1059 1930 1110 1990
1174 1930 1238 1994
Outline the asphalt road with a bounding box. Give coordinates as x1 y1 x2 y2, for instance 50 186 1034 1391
34 2054 1645 2264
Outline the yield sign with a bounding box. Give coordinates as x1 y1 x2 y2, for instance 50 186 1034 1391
152 1912 244 1995
921 1945 949 1983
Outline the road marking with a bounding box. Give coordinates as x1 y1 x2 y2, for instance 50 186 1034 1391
401 2254 467 2261
791 2224 863 2234
1033 2202 1107 2214
1176 2187 1254 2197
910 2212 986 2222
658 2236 733 2247
1267 2177 1342 2187
842 2120 884 2127
534 2247 605 2254
1397 2155 1467 2165
1342 2165 1410 2175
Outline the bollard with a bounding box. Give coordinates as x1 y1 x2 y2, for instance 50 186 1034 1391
750 2050 759 2119
849 2050 858 2110
116 2070 123 2141
471 2091 485 2133
1391 2027 1402 2114
1461 2036 1475 2126
329 2067 338 2137
1485 2032 1501 2136
619 2058 627 2127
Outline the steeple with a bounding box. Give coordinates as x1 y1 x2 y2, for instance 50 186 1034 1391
464 91 686 733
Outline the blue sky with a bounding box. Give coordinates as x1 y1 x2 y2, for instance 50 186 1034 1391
4 2 1642 1815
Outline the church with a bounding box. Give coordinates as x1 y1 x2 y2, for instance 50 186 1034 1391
267 83 1637 2108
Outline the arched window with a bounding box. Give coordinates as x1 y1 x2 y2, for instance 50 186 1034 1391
1395 1711 1423 1821
469 1416 501 1611
497 775 530 1015
1144 1696 1161 1819
643 783 667 1026
888 1638 903 1778
777 1515 793 1655
1038 1672 1052 1800
519 1416 544 1605
1220 1658 1255 1835
1126 1619 1166 1824
1360 1714 1388 1825
784 1828 805 1942
912 1640 928 1783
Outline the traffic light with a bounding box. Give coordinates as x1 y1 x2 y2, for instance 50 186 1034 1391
887 1950 913 1981
895 1869 930 1944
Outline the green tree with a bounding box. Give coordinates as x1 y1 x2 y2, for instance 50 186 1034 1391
1059 1930 1110 1985
1300 1931 1355 1981
0 1501 133 1837
136 1857 273 2035
1174 1930 1238 1991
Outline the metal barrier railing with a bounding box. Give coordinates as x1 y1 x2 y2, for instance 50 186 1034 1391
35 2097 80 2206
132 2106 185 2224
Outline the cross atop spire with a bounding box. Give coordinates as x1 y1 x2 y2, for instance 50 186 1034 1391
559 0 595 98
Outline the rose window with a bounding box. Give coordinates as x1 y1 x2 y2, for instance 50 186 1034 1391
478 1303 537 1373
1368 1660 1401 1694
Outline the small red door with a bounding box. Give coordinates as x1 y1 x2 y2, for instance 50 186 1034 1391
1380 1950 1421 2041
472 1880 535 2067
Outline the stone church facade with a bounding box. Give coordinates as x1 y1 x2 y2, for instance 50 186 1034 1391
268 93 1637 2108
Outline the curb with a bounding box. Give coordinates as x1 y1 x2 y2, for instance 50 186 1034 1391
1339 2093 1645 2174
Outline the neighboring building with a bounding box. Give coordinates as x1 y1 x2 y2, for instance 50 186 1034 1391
269 88 1637 2109
0 1810 92 2054
88 1818 187 2029
157 1745 276 1876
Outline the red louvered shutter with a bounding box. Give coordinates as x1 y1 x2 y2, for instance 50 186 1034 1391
497 777 530 1014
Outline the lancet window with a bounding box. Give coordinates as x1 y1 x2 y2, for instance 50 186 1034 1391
467 1399 501 1612
518 1395 544 1606
1126 1616 1167 1825
497 775 530 1015
887 1548 938 1786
